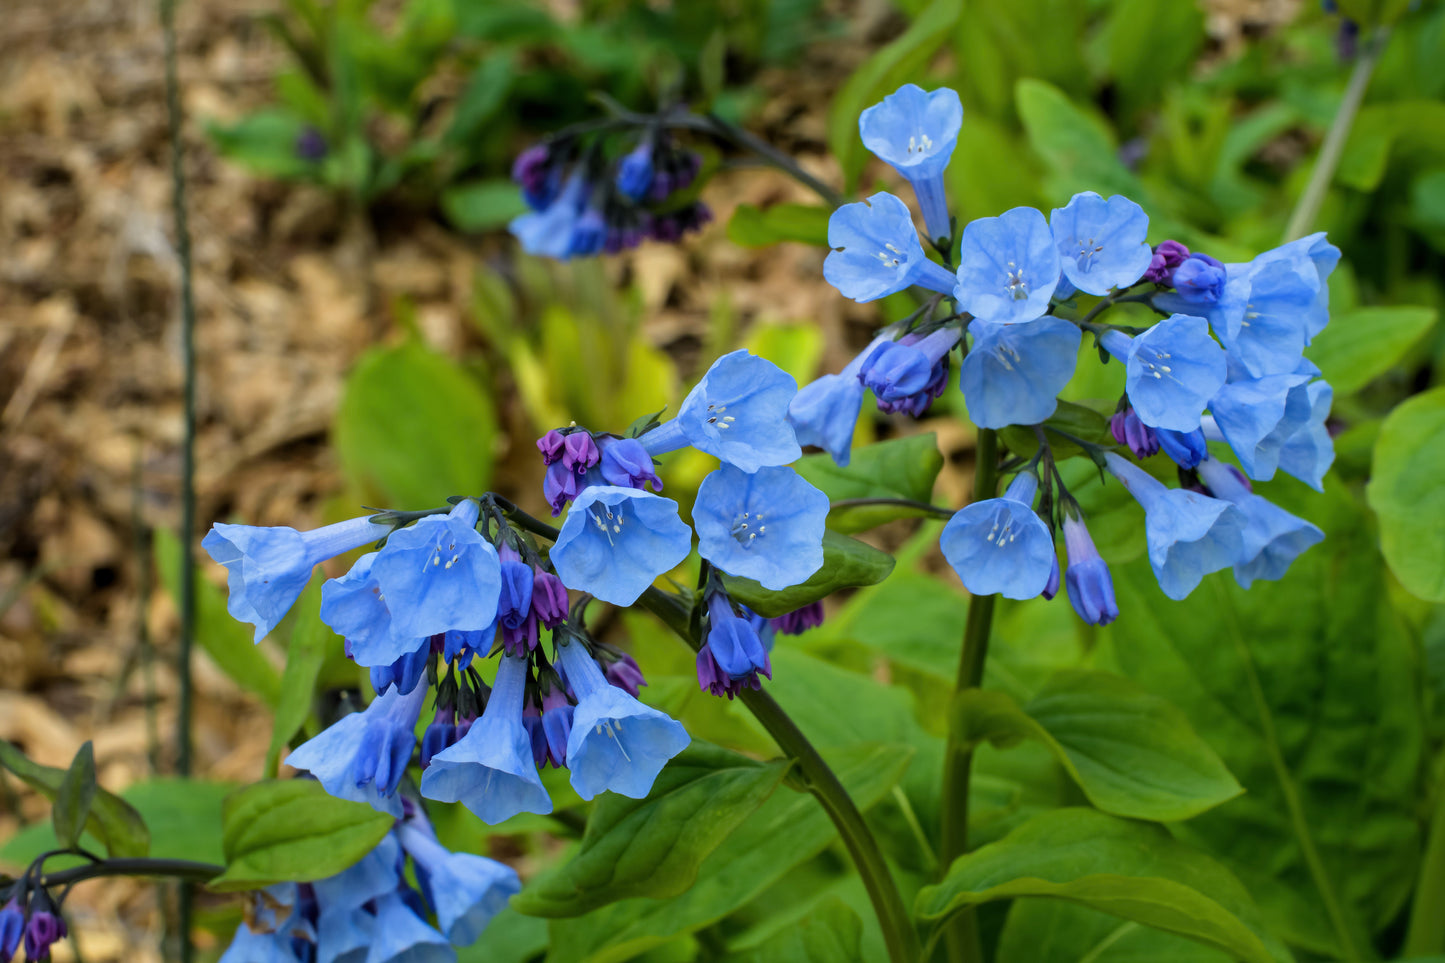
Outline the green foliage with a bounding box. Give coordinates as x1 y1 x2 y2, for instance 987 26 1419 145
1369 386 1445 601
727 204 832 248
52 742 97 851
734 897 865 963
722 530 895 617
997 900 1233 963
792 434 945 532
1309 305 1438 396
0 741 149 859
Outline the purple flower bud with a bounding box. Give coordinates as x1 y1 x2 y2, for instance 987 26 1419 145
498 561 535 629
531 572 569 627
23 910 66 963
543 461 591 516
1171 254 1227 304
563 432 601 474
421 710 457 768
538 429 566 466
1110 407 1159 459
501 612 538 658
1143 240 1190 283
1156 427 1207 469
540 686 573 768
598 437 662 491
603 651 647 697
695 644 764 700
770 601 825 636
295 126 328 162
1062 516 1119 626
513 144 559 210
1042 553 1061 600
523 703 549 769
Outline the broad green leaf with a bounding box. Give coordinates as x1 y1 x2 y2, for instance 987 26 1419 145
835 569 967 680
442 179 530 232
210 780 394 891
444 53 515 146
544 743 912 963
456 908 549 963
265 579 331 778
1369 387 1445 601
52 742 97 850
334 341 497 509
727 203 831 249
997 899 1232 963
207 109 317 180
825 0 961 191
156 527 283 704
1308 306 1437 397
513 744 789 917
0 741 149 858
722 531 895 617
916 808 1282 963
955 671 1243 821
1339 101 1445 191
999 400 1113 464
793 434 945 533
1016 79 1143 202
734 897 864 963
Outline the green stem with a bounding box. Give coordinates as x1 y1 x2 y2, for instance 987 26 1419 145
830 497 955 520
1283 29 1389 243
939 428 1000 963
636 588 920 963
41 858 222 889
1403 766 1445 956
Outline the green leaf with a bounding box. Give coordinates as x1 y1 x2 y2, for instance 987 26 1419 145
726 204 831 249
1308 306 1437 397
0 741 149 858
1369 386 1445 601
265 579 330 778
513 743 789 917
207 109 317 180
955 670 1243 821
734 896 864 963
793 434 944 533
442 179 529 232
52 742 97 850
997 900 1233 963
916 808 1282 963
1016 79 1143 202
722 530 895 617
1339 101 1445 192
210 780 395 891
444 52 515 146
1102 0 1204 116
155 527 282 705
456 908 549 963
998 400 1113 464
334 341 497 509
825 0 962 191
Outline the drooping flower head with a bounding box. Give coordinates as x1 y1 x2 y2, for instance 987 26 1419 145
597 437 662 491
859 328 960 405
1061 514 1118 625
858 83 964 244
953 206 1061 324
960 317 1081 429
396 813 520 946
368 500 501 641
1109 405 1158 460
823 193 958 303
694 465 829 591
510 171 588 260
704 592 771 680
771 601 825 636
615 141 655 201
1277 380 1334 491
550 487 692 606
1100 314 1226 433
787 335 892 466
1197 457 1324 588
0 897 23 962
1207 366 1319 481
1142 239 1190 284
1156 426 1207 469
1048 192 1152 296
940 472 1056 600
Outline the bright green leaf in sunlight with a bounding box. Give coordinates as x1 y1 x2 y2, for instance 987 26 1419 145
723 531 894 617
1369 386 1445 601
727 204 831 249
1308 305 1436 397
793 434 944 533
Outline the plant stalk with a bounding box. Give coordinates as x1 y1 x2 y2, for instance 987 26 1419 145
40 859 223 889
1403 766 1445 956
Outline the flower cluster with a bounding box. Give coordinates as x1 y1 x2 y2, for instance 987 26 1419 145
0 884 67 963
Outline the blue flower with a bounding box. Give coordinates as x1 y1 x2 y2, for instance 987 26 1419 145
550 486 692 606
1061 515 1118 625
369 643 430 696
369 500 501 641
616 142 655 201
953 206 1060 325
1100 314 1226 432
420 653 552 823
0 899 22 963
858 84 964 244
598 437 662 490
365 892 453 963
1048 192 1152 296
639 350 802 472
1109 406 1158 459
396 818 520 945
219 920 300 963
556 640 690 800
1253 232 1340 341
822 193 958 302
959 317 1081 428
1198 457 1324 588
940 472 1056 600
1277 380 1334 491
320 552 418 668
1170 254 1227 305
1207 367 1317 480
1155 426 1207 469
787 335 892 466
705 592 771 678
311 833 402 912
859 328 960 403
510 172 587 260
1105 452 1245 600
285 680 430 817
694 465 828 590
202 514 386 643
316 906 372 963
541 685 574 768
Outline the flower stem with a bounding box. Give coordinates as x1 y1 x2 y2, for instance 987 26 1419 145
1283 28 1389 243
40 859 223 889
829 497 955 520
1403 768 1445 955
939 427 1000 963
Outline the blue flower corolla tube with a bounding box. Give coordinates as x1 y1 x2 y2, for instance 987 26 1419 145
556 640 690 800
510 172 587 260
369 643 429 696
597 437 662 490
0 898 22 961
541 686 574 767
550 486 692 606
1276 380 1334 491
496 552 534 634
638 350 802 472
1109 406 1158 459
1099 314 1226 433
285 680 430 817
1207 367 1317 480
363 892 452 963
1061 515 1118 625
369 500 501 641
202 514 387 644
442 627 487 669
315 906 372 963
1042 553 1060 601
1048 192 1152 296
311 834 402 912
1104 452 1245 600
396 818 520 946
420 653 552 823
939 472 1056 600
787 335 892 467
859 327 960 404
1155 426 1207 469
1197 457 1324 588
616 142 655 201
705 593 771 678
858 84 963 244
822 193 958 302
959 317 1081 428
953 206 1060 325
320 552 423 668
693 465 828 590
1169 254 1227 305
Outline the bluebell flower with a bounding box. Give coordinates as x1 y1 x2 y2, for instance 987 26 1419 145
858 84 964 244
822 193 958 302
1109 406 1158 459
787 347 877 464
369 500 501 641
1061 515 1118 625
569 206 607 258
771 601 824 636
530 571 569 627
510 172 588 260
1156 427 1207 469
1170 254 1227 305
598 645 648 696
513 144 559 211
1042 553 1060 600
543 461 596 516
397 818 520 945
550 486 692 606
556 640 690 800
202 514 386 644
694 465 828 590
1048 192 1152 296
953 207 1060 325
598 437 662 490
859 328 960 403
1104 452 1245 600
960 317 1081 428
1276 380 1334 491
421 653 552 823
219 919 301 963
1207 367 1317 480
497 556 534 633
1100 314 1226 432
639 350 802 472
705 593 771 678
940 472 1056 600
320 552 420 668
365 892 453 963
311 833 402 912
369 643 429 696
1271 232 1340 341
1198 457 1324 588
442 627 486 669
315 906 372 963
541 685 574 768
616 142 655 201
0 898 22 962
